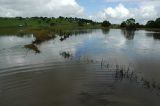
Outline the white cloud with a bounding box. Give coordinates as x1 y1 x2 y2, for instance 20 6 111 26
0 0 84 17
105 0 157 3
134 5 157 19
90 4 132 23
104 4 131 19
92 1 160 24
0 0 160 24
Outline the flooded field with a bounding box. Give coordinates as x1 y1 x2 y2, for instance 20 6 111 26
0 29 160 106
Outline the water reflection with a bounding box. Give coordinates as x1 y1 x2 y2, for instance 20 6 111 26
146 32 160 40
24 29 94 53
1 29 160 106
72 29 93 36
60 35 70 41
24 44 40 53
60 51 72 59
59 29 93 42
153 33 160 40
121 29 135 40
101 29 110 35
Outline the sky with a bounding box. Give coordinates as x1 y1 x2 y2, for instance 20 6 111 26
0 0 160 24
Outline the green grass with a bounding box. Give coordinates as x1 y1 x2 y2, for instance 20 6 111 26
0 17 102 36
0 18 49 27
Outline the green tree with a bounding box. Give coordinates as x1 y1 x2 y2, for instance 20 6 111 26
146 18 160 28
146 20 155 28
135 23 140 28
125 18 136 29
101 21 111 27
120 21 126 27
126 18 135 26
78 21 84 26
58 16 64 20
155 18 160 28
50 22 55 26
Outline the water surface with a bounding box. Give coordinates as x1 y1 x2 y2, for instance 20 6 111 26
0 29 160 106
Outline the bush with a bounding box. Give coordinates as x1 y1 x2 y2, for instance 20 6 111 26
146 18 160 28
101 21 111 27
120 21 126 27
50 23 55 26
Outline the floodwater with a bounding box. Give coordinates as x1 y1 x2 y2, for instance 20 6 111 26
0 29 160 106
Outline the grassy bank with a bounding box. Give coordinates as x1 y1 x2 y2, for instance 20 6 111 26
0 17 102 35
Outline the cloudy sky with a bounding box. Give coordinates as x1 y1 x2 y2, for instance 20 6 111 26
0 0 160 24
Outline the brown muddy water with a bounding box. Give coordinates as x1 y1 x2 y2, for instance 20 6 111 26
0 29 160 106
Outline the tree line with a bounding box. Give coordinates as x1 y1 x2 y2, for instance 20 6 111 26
0 16 160 29
146 18 160 28
101 17 160 29
120 17 160 29
0 16 99 27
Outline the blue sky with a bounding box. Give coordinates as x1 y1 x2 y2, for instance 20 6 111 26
77 0 160 23
77 0 138 14
77 0 107 14
0 0 160 24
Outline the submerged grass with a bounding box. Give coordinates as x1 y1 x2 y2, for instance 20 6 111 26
23 28 56 53
26 28 55 44
0 27 21 35
24 44 40 53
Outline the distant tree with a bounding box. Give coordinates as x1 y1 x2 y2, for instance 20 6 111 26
46 19 51 23
39 17 48 21
50 22 55 26
145 18 160 28
120 18 140 29
120 21 126 27
125 18 136 29
126 18 135 25
78 21 84 26
101 20 111 27
135 23 140 28
31 17 40 20
59 16 64 20
51 17 55 19
155 18 160 28
16 17 23 20
146 20 155 28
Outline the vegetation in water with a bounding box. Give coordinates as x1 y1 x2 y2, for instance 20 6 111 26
24 44 40 53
